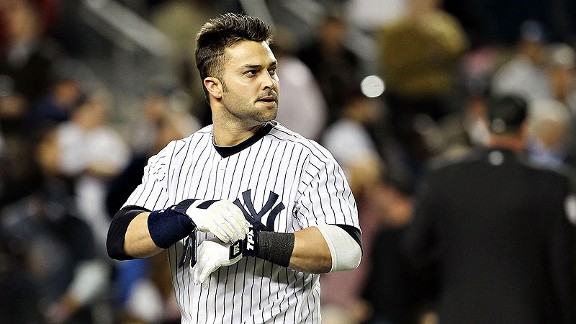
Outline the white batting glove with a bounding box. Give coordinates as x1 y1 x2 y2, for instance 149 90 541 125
192 239 242 284
173 199 249 243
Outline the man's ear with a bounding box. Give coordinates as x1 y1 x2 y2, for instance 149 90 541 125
204 77 222 99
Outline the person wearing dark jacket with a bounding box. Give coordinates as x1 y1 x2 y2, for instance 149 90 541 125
404 94 576 324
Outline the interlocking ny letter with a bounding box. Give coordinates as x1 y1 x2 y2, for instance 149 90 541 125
234 189 285 231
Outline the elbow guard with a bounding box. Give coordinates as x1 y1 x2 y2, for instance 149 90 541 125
315 224 362 272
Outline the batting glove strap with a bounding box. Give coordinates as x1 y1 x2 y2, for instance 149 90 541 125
230 227 295 268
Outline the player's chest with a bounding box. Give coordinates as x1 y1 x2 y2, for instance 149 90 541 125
170 153 304 231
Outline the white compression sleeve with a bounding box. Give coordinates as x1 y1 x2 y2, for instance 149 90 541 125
315 224 362 272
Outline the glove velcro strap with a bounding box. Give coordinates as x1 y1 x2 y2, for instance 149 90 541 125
171 199 219 215
243 227 259 257
171 199 198 214
148 208 195 249
229 227 259 259
229 227 294 267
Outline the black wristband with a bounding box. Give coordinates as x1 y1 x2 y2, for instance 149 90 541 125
258 231 295 267
230 228 295 267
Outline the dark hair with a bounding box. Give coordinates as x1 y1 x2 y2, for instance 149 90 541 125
487 94 528 134
195 13 273 99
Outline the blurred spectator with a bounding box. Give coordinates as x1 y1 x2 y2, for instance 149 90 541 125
0 124 110 324
545 43 576 105
124 83 198 155
459 45 500 148
298 10 363 125
491 20 552 102
542 43 576 167
526 98 573 169
149 0 218 125
404 94 576 323
376 0 469 174
0 0 61 127
0 120 42 206
344 0 407 32
322 89 384 196
273 28 328 141
0 0 63 207
25 76 83 130
0 222 44 323
56 89 130 254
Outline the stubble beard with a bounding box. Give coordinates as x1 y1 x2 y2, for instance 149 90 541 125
221 86 278 126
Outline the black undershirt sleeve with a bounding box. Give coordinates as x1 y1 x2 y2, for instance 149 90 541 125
336 224 363 252
106 205 150 260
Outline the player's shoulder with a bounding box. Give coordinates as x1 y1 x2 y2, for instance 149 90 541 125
178 124 212 142
269 121 336 161
166 124 212 148
149 125 212 161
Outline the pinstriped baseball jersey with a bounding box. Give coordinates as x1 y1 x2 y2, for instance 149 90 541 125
123 121 359 323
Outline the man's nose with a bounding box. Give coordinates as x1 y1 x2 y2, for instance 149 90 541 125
261 71 277 89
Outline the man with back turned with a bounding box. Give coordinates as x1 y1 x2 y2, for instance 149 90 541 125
404 94 576 323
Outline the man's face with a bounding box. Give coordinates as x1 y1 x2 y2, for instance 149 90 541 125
219 40 279 127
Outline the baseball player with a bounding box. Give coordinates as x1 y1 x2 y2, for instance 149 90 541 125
107 13 362 323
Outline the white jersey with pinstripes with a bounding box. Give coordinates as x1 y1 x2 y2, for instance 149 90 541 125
123 121 359 324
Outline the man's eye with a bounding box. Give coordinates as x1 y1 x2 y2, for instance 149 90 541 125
269 68 277 75
244 70 257 76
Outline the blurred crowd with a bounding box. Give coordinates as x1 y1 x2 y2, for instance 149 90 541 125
1 0 576 323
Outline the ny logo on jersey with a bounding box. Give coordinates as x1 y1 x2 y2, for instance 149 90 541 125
234 189 285 231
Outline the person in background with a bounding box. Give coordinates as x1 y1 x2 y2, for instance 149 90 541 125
542 43 576 168
56 89 130 255
298 10 363 126
0 0 59 122
322 88 385 197
526 98 573 168
404 94 576 323
25 76 83 130
376 0 469 176
491 20 551 102
273 28 328 142
0 0 62 208
0 124 110 324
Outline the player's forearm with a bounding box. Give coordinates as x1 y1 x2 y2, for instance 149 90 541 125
251 225 361 273
124 212 164 258
289 226 332 273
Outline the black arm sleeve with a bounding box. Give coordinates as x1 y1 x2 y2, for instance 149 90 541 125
106 205 150 260
336 224 363 252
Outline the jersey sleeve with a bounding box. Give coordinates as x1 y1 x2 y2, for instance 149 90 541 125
296 147 360 229
122 141 176 211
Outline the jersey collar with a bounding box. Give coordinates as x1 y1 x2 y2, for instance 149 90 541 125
214 121 276 158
